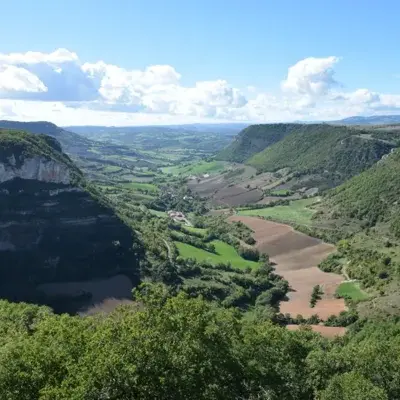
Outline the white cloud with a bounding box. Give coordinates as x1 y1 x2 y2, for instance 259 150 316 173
0 48 78 65
0 49 400 124
334 89 380 105
281 56 339 100
0 99 227 126
0 65 47 94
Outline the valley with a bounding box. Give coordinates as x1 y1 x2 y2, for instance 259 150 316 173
2 119 400 398
2 120 396 323
4 3 400 396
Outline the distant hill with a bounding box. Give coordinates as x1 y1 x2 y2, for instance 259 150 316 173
0 120 91 157
67 124 239 154
67 123 248 137
332 115 400 125
247 124 394 181
216 124 299 162
0 121 145 173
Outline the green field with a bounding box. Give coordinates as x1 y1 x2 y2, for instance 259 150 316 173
147 208 167 217
121 182 158 193
182 226 207 236
336 282 370 301
238 198 318 225
103 165 123 173
162 160 227 176
128 192 155 201
175 240 260 269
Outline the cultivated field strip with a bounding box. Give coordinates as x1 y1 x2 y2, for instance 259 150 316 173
228 216 346 319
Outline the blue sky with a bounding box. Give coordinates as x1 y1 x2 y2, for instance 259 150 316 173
0 0 400 125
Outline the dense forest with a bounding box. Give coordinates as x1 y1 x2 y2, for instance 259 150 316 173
0 288 399 399
216 124 298 162
319 148 400 235
247 125 394 179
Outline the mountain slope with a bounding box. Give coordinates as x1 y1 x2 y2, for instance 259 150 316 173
216 124 299 162
332 115 400 125
319 148 400 233
247 124 394 182
0 121 143 167
0 129 144 311
0 120 93 157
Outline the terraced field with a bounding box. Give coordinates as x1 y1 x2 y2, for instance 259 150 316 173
228 215 346 319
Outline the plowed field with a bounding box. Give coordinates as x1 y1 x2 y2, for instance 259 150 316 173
228 216 346 320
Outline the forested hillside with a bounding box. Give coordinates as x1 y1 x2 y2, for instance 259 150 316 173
0 289 398 399
319 148 400 235
0 120 92 157
247 124 394 180
217 123 395 189
216 124 298 162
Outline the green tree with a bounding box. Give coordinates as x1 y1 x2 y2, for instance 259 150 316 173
320 372 388 400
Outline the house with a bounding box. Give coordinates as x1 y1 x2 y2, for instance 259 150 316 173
168 210 185 220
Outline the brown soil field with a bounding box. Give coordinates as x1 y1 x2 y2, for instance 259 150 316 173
213 187 264 207
188 165 272 206
228 216 346 319
189 175 263 207
214 185 250 198
81 298 139 316
37 274 133 313
188 175 229 197
287 324 346 338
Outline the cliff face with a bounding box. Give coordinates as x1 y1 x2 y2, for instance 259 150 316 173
0 156 71 184
0 129 144 310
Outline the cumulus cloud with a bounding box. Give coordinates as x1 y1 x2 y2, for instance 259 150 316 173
0 48 248 119
0 65 47 94
0 49 400 124
281 56 340 102
0 48 78 65
0 49 96 101
333 89 381 105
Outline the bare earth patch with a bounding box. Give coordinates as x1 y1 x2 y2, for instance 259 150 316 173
213 186 264 206
287 324 346 338
37 274 134 313
228 216 346 320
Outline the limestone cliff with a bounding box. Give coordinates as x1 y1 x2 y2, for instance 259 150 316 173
0 156 71 184
0 129 144 310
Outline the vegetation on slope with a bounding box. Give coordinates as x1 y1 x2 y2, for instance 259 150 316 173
1 289 400 399
0 120 92 156
216 123 299 162
0 130 146 310
320 148 400 234
0 129 81 178
248 124 394 182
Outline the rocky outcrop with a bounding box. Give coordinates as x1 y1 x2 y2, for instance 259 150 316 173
0 129 144 310
0 156 71 184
